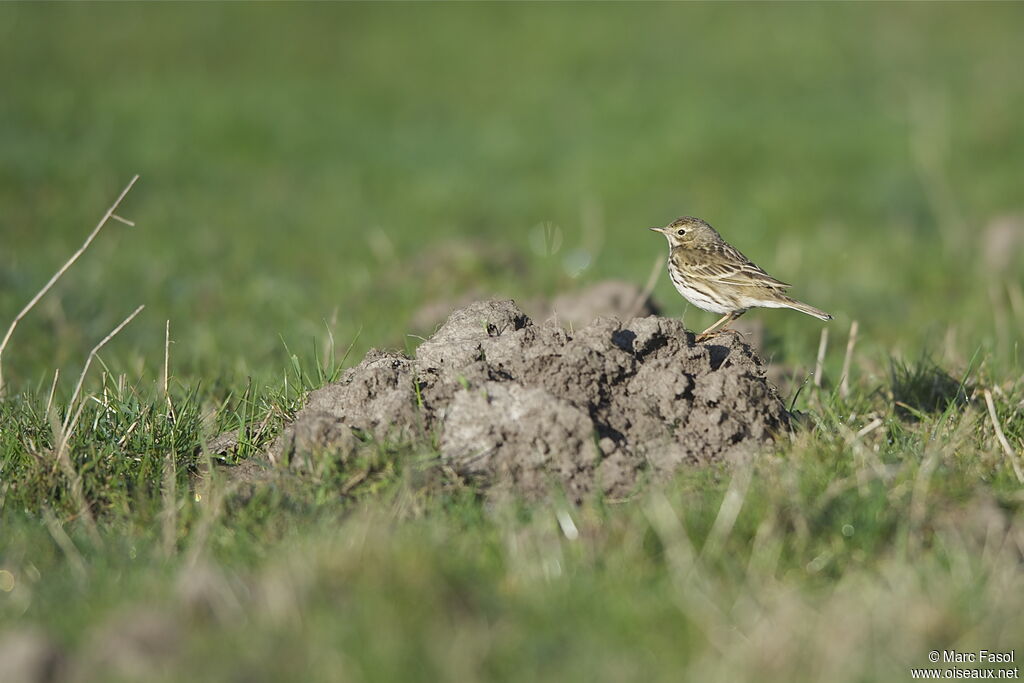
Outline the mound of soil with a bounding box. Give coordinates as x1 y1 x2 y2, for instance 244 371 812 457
270 299 789 500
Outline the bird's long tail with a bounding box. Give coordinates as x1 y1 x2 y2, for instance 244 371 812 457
780 296 832 321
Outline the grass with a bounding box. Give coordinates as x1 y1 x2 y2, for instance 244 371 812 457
1 3 1023 682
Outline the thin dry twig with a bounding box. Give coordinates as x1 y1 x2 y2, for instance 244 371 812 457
0 175 139 392
44 304 145 546
840 320 859 399
163 319 171 398
984 389 1024 484
814 328 829 388
321 314 337 377
855 417 884 440
160 321 177 557
163 320 178 422
44 368 60 417
63 305 145 432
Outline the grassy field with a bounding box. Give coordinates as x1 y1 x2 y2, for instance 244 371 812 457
1 4 1023 681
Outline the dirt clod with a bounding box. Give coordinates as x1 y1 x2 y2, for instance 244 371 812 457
272 299 789 499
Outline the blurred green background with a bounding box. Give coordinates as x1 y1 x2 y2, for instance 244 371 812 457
2 2 1022 387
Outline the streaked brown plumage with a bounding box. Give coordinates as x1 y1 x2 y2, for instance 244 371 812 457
650 216 832 340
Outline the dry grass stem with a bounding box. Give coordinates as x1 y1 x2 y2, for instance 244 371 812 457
984 389 1024 484
40 304 146 542
814 328 829 388
840 320 859 399
44 368 60 417
163 319 177 421
855 417 884 440
63 305 145 433
0 174 140 392
163 319 171 398
943 325 960 366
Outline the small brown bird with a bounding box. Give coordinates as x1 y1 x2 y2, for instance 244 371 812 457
650 216 832 340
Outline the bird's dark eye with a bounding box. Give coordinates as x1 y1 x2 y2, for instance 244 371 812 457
676 229 686 236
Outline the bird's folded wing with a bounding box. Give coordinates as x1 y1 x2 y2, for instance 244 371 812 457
686 249 792 289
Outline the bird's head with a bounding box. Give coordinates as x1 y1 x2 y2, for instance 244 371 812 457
649 216 719 248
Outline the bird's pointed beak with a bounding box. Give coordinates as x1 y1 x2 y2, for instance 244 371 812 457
649 226 666 234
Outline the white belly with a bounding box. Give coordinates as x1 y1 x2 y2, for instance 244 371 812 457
668 270 735 315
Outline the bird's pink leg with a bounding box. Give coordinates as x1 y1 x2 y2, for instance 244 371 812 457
696 312 737 342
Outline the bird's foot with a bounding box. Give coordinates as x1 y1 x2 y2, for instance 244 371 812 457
696 327 744 343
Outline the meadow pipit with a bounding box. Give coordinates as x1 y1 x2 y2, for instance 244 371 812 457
650 216 832 340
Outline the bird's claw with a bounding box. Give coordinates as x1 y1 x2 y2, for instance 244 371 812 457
696 328 742 344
